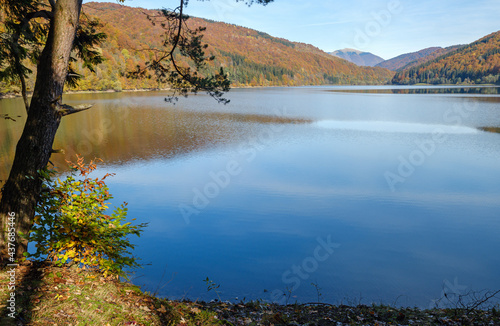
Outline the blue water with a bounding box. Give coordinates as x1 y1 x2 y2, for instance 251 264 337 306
2 86 500 307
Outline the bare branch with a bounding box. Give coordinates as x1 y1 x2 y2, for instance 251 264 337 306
466 289 500 314
16 64 30 113
21 10 54 24
170 3 184 58
55 103 93 116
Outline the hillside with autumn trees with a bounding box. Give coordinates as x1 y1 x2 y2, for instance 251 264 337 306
0 2 395 95
394 45 465 71
376 47 442 71
392 31 500 85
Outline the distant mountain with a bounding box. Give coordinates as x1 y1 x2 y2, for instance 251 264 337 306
376 47 442 71
392 31 500 85
397 45 464 71
329 49 385 67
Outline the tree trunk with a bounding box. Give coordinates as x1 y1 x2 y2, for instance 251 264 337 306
0 0 83 262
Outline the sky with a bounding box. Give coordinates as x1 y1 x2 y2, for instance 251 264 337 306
83 0 500 60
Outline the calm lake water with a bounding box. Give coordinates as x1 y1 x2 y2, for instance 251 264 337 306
1 86 500 308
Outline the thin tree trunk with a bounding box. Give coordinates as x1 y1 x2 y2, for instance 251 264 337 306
0 0 83 262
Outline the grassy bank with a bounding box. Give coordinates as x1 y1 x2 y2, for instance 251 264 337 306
0 261 221 326
1 262 500 325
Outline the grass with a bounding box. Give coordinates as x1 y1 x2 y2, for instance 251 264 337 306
0 260 221 326
1 260 500 325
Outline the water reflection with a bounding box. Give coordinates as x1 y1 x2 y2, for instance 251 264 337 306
330 86 500 95
0 93 312 182
316 120 479 134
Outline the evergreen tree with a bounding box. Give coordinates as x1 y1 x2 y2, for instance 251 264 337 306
0 0 273 261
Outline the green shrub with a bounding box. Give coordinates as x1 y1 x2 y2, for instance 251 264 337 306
28 155 146 279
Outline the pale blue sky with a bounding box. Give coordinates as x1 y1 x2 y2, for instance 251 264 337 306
84 0 500 59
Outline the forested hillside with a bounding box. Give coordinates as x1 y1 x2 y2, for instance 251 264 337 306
392 31 500 85
396 45 464 71
0 2 394 95
376 47 441 71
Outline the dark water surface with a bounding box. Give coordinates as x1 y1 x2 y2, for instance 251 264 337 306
1 86 500 307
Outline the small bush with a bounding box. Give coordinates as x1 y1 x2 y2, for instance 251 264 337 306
28 155 146 278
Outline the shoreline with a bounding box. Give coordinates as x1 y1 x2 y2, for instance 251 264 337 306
2 83 499 100
0 88 171 100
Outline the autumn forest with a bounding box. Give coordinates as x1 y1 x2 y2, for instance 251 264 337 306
0 2 499 96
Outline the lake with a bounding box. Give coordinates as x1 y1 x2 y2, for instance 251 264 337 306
1 86 500 308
